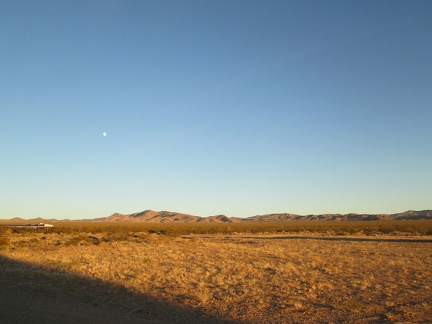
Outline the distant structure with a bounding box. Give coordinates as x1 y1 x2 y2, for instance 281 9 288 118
1 223 54 229
40 223 54 228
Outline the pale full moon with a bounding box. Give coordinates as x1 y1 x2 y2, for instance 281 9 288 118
102 132 107 137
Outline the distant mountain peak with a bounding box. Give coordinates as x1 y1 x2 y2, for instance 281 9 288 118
3 209 431 223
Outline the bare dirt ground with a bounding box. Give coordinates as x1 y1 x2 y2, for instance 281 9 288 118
1 233 431 323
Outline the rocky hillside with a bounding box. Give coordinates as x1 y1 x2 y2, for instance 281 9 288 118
92 209 432 223
93 210 201 223
3 210 431 224
246 210 432 222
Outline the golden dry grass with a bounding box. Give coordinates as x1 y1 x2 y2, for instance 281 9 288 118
1 229 432 323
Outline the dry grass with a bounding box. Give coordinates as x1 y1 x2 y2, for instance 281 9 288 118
2 219 432 236
1 228 432 323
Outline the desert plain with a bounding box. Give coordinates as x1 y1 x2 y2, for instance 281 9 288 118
1 221 432 323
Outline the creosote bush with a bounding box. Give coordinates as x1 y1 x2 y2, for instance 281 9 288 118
43 220 432 237
1 220 431 251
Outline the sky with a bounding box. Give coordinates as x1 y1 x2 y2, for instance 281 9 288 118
1 1 431 219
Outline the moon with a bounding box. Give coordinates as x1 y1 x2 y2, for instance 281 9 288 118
102 132 107 137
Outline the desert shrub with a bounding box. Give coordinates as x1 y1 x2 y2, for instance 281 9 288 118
10 228 35 235
334 230 348 236
0 236 10 250
11 237 41 249
378 225 395 234
15 219 431 239
362 228 375 236
65 235 95 246
102 231 132 242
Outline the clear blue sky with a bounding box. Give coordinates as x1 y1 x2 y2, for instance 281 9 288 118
1 1 431 219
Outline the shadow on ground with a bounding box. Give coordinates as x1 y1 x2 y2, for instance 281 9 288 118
0 255 234 324
225 235 432 244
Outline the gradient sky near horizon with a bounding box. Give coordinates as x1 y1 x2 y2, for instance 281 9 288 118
1 1 431 219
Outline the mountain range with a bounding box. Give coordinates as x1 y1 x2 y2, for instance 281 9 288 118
93 209 432 223
6 209 431 223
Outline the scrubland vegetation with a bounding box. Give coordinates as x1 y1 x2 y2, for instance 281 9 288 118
3 219 432 237
1 221 431 322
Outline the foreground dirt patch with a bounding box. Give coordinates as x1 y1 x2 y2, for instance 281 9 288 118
1 233 431 323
